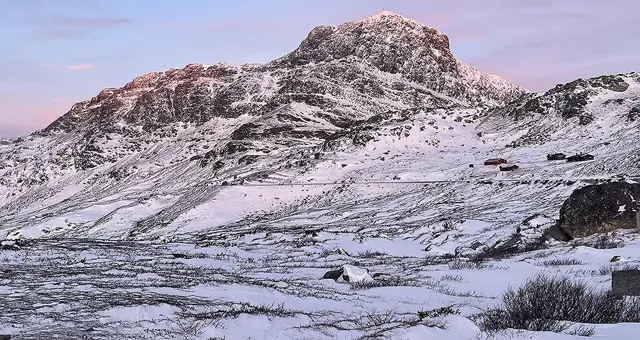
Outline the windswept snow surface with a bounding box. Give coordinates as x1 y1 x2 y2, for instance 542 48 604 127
1 237 640 339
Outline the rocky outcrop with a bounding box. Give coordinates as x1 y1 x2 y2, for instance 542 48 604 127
493 75 631 124
457 214 553 259
548 182 640 240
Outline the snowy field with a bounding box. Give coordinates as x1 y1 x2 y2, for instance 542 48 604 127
2 233 640 339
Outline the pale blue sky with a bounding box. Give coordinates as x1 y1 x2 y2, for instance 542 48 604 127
1 0 638 137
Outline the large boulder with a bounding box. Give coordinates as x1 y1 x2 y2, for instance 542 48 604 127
548 182 640 240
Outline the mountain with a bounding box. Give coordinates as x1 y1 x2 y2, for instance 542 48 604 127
0 9 636 249
480 73 640 144
0 10 525 240
41 10 522 136
0 138 11 145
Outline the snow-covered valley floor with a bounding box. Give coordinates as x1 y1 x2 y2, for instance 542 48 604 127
2 234 640 340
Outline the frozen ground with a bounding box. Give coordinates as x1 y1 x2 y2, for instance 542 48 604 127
2 233 640 339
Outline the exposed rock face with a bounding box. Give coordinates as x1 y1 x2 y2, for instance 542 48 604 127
41 62 251 134
484 214 554 256
550 182 640 240
277 10 523 107
495 75 631 124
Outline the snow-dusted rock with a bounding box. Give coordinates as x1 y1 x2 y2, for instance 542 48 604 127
519 213 556 237
0 240 19 251
323 264 373 283
551 182 640 240
454 241 486 258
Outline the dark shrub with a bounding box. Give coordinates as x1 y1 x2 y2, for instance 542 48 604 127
479 274 640 333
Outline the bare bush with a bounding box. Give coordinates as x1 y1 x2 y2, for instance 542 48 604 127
478 274 640 334
440 274 464 282
593 263 640 276
540 258 584 267
437 286 491 298
417 306 460 320
181 302 298 321
568 324 596 337
357 250 387 258
448 260 488 270
351 276 420 290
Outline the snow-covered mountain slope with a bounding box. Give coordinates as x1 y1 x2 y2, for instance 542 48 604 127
478 72 640 177
0 10 524 241
480 73 640 142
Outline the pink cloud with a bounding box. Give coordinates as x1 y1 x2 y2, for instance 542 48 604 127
65 65 93 70
29 17 133 40
54 17 133 27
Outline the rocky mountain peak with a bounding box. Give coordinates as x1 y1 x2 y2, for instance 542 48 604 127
281 10 451 69
277 10 524 106
479 72 640 147
38 11 524 137
354 9 411 22
121 62 241 92
352 9 431 30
